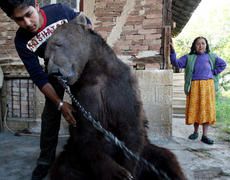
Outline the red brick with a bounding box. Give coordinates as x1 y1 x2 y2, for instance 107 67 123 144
95 27 113 32
97 17 116 22
145 34 161 40
127 16 144 22
146 14 162 19
125 34 145 40
116 40 132 46
122 30 138 36
102 22 116 27
123 25 134 31
149 44 162 51
138 29 158 34
131 45 148 51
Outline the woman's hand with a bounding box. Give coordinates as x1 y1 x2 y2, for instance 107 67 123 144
169 38 175 52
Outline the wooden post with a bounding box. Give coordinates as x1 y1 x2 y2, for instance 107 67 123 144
163 26 172 69
80 0 84 11
0 67 3 131
163 0 172 26
162 0 172 69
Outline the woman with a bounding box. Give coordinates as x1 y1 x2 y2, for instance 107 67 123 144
170 36 226 145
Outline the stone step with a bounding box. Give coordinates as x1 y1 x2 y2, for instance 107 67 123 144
173 107 185 114
172 113 185 118
173 109 185 115
173 73 185 116
173 83 184 86
173 92 185 98
173 97 186 101
174 89 184 93
173 98 186 106
173 80 184 82
173 86 184 90
173 103 186 107
173 74 184 77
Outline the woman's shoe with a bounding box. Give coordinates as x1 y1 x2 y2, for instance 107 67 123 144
201 135 214 145
188 132 198 140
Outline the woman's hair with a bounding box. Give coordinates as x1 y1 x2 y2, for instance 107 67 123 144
189 36 210 54
0 0 35 17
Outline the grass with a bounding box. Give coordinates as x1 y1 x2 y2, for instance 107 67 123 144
215 90 230 142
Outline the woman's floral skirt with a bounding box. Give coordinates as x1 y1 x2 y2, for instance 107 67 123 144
186 79 216 125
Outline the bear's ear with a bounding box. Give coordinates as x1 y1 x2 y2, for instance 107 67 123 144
72 13 88 26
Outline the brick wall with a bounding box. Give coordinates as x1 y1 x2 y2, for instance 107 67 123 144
0 10 19 58
93 0 163 56
0 0 165 59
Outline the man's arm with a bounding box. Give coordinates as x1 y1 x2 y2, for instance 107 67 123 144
15 36 76 125
41 83 76 125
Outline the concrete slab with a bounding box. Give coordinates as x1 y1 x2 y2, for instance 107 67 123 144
135 70 173 140
0 117 230 180
0 132 67 180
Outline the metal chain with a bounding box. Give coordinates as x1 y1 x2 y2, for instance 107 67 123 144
56 76 170 180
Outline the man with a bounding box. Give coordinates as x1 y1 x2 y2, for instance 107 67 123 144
0 0 91 179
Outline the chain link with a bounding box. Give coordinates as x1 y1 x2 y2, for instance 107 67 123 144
56 76 170 180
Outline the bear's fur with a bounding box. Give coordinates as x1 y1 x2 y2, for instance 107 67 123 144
46 15 186 180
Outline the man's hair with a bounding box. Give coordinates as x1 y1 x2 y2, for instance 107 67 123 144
189 36 210 55
0 0 35 17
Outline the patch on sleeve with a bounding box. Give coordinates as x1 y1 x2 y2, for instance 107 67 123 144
26 19 68 52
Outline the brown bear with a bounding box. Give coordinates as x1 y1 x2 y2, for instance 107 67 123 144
45 15 186 180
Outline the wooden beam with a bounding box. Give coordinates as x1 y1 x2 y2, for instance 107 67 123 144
80 0 84 11
163 0 172 26
0 67 3 131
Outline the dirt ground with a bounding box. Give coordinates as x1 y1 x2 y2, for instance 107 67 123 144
0 118 230 180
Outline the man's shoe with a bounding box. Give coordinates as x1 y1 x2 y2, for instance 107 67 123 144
188 132 198 140
201 135 214 145
31 164 49 180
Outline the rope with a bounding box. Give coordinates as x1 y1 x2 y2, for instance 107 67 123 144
56 76 170 180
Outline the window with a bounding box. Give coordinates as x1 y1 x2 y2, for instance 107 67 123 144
6 78 35 119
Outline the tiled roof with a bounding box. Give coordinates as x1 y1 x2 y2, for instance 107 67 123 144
172 0 201 36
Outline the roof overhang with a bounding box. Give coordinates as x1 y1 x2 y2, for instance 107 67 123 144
172 0 202 36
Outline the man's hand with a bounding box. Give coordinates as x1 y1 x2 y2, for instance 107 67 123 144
41 83 77 126
60 102 76 126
